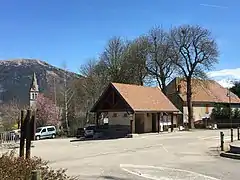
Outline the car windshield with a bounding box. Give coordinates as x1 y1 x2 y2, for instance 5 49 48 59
36 128 42 133
85 126 95 130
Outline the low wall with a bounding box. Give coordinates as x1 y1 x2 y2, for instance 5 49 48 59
97 125 130 138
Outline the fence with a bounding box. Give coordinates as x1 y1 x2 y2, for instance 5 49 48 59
0 130 20 144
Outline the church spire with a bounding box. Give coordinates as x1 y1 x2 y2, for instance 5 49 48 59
30 72 39 110
30 72 39 92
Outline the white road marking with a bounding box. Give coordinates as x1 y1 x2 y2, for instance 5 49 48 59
161 145 169 153
120 164 220 180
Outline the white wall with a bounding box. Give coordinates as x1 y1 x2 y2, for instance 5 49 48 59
107 112 130 125
183 105 216 122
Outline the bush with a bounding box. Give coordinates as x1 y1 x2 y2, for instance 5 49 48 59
0 151 77 180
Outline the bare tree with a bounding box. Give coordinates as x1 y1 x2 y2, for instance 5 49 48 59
169 25 219 128
100 37 129 83
146 27 175 94
79 59 108 111
125 36 149 85
60 62 74 133
0 99 22 130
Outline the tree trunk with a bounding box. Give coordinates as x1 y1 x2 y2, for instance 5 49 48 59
161 80 166 95
186 78 194 129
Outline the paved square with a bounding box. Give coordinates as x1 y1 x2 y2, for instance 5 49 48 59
4 129 240 179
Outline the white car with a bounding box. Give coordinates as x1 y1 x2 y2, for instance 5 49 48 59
35 126 56 140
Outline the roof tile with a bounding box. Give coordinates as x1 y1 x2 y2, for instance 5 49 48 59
178 79 240 103
112 83 179 112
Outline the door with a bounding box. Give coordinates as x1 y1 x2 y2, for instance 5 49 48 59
40 128 48 138
152 113 157 132
135 114 144 133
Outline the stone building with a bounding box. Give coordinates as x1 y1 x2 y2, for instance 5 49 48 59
29 72 39 110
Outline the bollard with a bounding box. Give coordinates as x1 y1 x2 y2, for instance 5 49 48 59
31 170 41 180
220 131 224 151
231 128 233 142
238 127 240 140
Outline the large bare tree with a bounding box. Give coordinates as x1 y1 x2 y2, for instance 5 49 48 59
78 59 109 122
146 27 175 94
169 25 219 128
100 37 129 83
124 36 149 85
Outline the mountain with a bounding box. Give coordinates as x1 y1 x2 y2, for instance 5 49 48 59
0 59 80 106
208 68 240 88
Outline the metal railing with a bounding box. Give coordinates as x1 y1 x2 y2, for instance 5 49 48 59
0 131 20 144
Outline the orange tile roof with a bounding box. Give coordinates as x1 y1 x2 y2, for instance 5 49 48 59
177 79 240 103
112 82 179 112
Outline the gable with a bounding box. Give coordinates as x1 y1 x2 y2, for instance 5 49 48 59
90 84 133 112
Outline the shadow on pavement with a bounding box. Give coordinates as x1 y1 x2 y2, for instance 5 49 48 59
100 175 134 180
76 175 135 180
69 136 127 143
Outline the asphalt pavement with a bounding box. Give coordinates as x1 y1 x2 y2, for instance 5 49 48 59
6 129 240 179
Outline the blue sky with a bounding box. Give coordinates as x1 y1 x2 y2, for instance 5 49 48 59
0 0 239 73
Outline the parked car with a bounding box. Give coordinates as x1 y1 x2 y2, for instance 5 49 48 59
84 125 96 138
76 127 85 138
35 126 56 140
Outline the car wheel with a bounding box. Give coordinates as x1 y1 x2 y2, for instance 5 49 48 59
52 134 56 139
36 136 40 140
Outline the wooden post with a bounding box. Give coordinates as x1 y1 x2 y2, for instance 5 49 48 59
96 112 99 127
238 127 240 140
31 170 41 180
231 128 233 142
171 113 174 132
157 113 160 133
130 119 133 134
220 131 224 151
19 110 26 157
26 109 32 159
31 111 36 140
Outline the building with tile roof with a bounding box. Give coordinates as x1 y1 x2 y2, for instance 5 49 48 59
91 82 180 134
166 77 240 125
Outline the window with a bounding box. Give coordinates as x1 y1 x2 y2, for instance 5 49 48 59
32 93 35 100
85 126 96 130
47 127 55 132
123 113 128 117
41 128 46 133
113 113 117 117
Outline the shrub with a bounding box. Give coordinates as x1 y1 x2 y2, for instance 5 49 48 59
0 151 77 180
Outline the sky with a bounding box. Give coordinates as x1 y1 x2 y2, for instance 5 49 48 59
0 0 239 76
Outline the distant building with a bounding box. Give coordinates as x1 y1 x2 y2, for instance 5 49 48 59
166 77 240 126
29 72 39 110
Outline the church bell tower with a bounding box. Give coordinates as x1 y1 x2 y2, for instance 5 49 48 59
29 72 39 110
